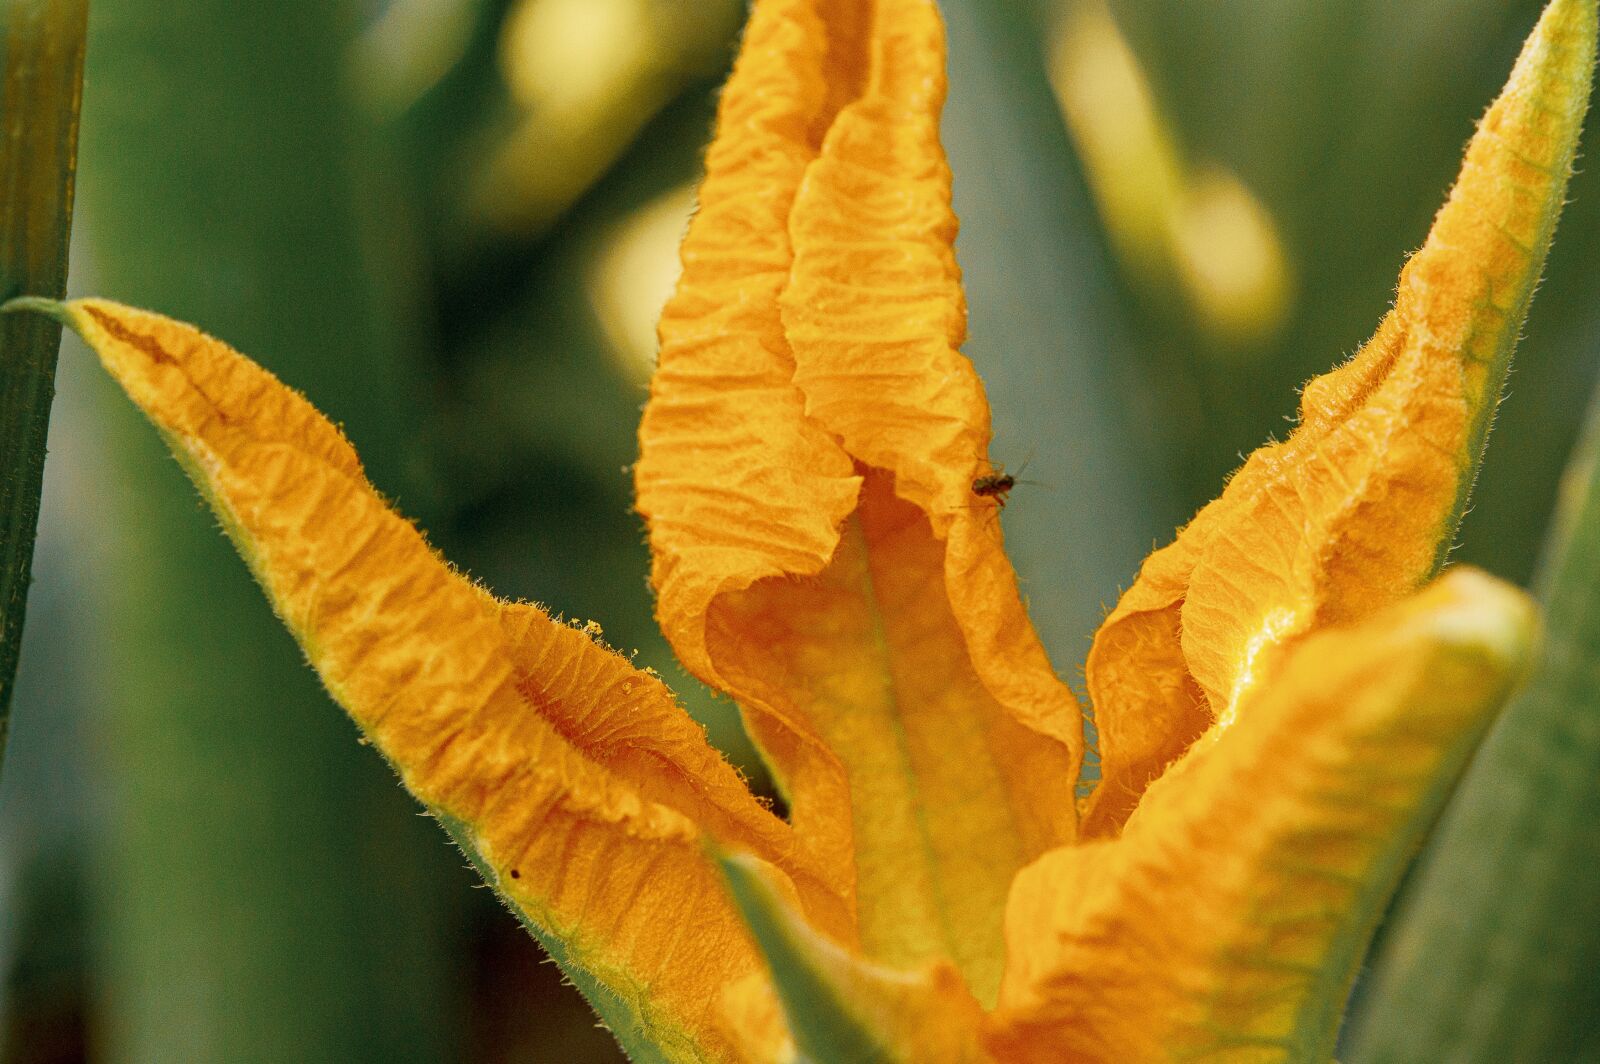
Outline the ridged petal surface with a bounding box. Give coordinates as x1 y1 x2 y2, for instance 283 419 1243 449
636 0 865 905
57 298 845 1064
1082 0 1596 835
993 570 1536 1063
635 0 1079 999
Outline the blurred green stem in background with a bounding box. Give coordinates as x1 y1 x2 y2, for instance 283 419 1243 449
467 0 742 238
1047 0 1292 352
0 0 85 777
1348 375 1600 1064
77 2 463 1061
943 0 1182 673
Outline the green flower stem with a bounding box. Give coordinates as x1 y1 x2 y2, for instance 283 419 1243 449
0 0 86 776
1349 385 1600 1062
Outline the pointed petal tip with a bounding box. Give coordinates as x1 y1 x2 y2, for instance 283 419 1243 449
1512 0 1597 128
0 295 75 328
1541 0 1598 42
1082 0 1588 835
1402 0 1595 382
1504 0 1598 98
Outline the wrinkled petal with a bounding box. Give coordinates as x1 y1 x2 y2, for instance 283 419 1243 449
779 0 1083 782
636 0 864 903
717 852 997 1064
1082 0 1596 835
48 297 847 1063
636 0 1078 998
993 569 1537 1063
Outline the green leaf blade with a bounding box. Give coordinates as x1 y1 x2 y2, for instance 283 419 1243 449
0 0 86 774
1349 388 1600 1062
75 1 461 1060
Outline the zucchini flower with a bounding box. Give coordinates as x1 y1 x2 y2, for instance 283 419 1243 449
7 0 1593 1059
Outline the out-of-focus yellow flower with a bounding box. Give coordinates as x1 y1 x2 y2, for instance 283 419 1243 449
8 0 1591 1060
351 0 480 118
472 0 741 234
1051 0 1293 349
589 183 697 386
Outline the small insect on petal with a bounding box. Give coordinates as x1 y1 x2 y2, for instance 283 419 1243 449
971 471 1016 506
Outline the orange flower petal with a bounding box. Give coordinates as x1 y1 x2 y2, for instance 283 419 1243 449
637 0 864 899
1081 0 1596 836
636 0 1079 999
51 297 846 1063
707 470 1076 999
993 569 1537 1063
779 0 1084 775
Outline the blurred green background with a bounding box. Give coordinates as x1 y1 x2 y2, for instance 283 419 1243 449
0 0 1594 1061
